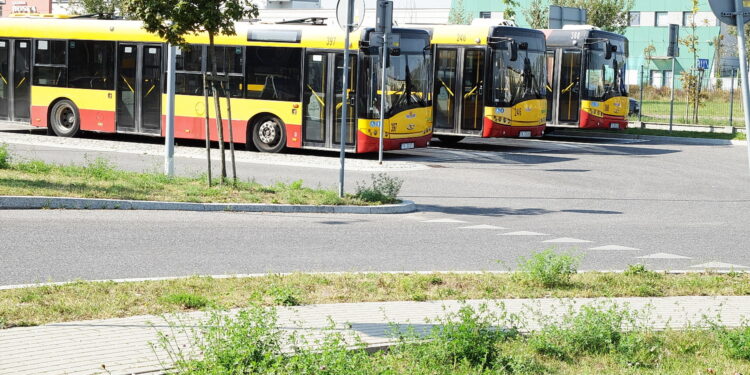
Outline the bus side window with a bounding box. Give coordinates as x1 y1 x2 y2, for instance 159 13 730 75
33 40 67 87
68 40 115 90
245 46 301 102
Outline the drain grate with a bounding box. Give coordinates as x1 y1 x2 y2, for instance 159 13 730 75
427 164 449 168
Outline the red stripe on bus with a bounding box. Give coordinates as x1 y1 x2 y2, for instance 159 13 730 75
579 110 627 130
30 106 47 128
80 109 115 132
355 130 431 153
482 118 545 138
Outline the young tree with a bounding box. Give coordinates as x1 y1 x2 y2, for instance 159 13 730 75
552 0 633 34
126 0 258 183
523 0 549 29
643 43 655 71
501 0 519 23
679 0 705 123
448 0 472 24
73 0 124 17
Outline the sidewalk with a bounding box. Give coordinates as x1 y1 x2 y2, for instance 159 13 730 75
2 296 750 375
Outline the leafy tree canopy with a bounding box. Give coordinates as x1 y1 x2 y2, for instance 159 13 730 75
125 0 259 47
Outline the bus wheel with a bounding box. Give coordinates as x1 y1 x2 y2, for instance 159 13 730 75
49 100 80 137
436 135 464 145
252 115 286 153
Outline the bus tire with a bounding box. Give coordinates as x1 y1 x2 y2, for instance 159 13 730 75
251 115 286 153
436 135 464 145
49 100 80 138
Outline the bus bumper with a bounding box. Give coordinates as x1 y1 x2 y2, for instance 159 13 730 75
580 110 628 130
482 118 545 138
356 131 431 153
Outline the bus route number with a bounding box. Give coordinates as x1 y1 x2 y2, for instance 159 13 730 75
326 36 336 47
457 34 467 43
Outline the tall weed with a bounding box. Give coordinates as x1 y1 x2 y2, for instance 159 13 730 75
515 249 580 288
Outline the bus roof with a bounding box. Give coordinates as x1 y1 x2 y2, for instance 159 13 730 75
425 24 544 46
0 17 367 49
541 28 627 49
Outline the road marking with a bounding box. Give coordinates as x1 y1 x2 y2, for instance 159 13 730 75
637 253 692 259
690 262 749 269
543 237 592 243
421 218 468 223
458 224 507 230
500 231 548 236
589 245 640 251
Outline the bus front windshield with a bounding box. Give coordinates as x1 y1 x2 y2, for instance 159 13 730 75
584 42 627 101
360 34 432 118
489 38 546 108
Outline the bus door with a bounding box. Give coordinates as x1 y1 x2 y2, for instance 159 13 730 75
117 44 162 134
0 40 9 120
433 47 484 135
558 49 581 123
10 39 31 122
303 51 356 149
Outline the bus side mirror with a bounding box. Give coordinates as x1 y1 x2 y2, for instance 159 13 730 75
510 42 518 62
605 42 614 59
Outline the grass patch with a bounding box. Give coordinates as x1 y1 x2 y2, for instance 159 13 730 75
3 271 750 328
157 302 750 374
0 154 398 205
624 127 746 141
161 293 210 309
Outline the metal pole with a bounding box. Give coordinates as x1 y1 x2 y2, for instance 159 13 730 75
378 33 388 164
734 0 750 176
638 65 644 123
669 56 676 132
338 0 354 198
730 68 736 128
224 81 237 183
164 44 176 177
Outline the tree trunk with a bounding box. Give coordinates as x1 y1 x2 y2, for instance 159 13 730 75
208 33 227 181
202 71 212 186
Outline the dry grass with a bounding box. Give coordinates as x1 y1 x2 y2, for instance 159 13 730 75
2 271 749 328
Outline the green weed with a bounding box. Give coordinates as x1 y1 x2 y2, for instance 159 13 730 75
0 144 9 169
354 173 403 204
268 285 301 306
515 249 580 288
529 303 630 360
715 324 750 360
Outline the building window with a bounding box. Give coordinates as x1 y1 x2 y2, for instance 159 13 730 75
683 11 695 26
629 12 640 26
479 11 491 19
655 12 668 27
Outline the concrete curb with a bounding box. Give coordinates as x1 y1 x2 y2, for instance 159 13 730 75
0 196 416 214
550 129 747 145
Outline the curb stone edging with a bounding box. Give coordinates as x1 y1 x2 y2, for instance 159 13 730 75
0 196 416 214
550 129 747 145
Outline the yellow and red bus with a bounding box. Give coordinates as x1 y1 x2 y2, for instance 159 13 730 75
543 27 629 130
427 24 547 144
0 17 433 153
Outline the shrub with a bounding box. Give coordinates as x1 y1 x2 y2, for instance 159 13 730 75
529 304 629 360
161 293 209 309
515 249 580 288
354 173 403 204
0 144 9 169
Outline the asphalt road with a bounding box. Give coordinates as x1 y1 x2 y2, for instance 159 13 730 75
2 124 750 285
